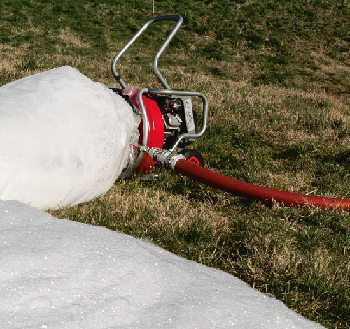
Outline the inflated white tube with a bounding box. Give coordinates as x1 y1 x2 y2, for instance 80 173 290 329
0 66 136 209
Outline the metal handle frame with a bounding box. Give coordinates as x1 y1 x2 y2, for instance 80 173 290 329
111 15 183 89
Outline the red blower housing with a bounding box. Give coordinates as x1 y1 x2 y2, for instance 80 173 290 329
136 95 164 172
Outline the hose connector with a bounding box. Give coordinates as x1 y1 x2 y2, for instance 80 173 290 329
139 145 185 170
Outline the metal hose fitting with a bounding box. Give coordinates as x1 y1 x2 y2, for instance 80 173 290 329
139 145 185 170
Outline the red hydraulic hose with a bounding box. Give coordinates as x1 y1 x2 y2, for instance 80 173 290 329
174 159 350 211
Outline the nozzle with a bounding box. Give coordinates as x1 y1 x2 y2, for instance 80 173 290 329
139 145 185 170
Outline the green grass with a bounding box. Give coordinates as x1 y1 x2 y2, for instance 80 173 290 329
1 0 350 328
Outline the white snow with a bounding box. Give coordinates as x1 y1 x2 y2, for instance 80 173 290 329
0 67 136 209
0 199 325 329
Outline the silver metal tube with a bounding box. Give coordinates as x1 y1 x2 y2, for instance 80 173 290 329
147 88 209 151
152 16 183 89
130 88 151 171
137 88 150 148
111 15 183 89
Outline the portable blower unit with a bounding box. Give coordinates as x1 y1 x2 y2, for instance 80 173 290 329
109 15 208 174
107 16 350 212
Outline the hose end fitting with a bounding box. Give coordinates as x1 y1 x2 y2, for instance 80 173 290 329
139 146 185 170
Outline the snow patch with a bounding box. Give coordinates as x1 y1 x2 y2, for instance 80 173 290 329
0 199 324 329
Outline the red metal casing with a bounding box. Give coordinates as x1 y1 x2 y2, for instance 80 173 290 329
136 95 164 172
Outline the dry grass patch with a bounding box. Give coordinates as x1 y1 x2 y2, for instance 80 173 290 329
58 27 90 48
0 44 35 70
0 45 24 78
266 171 315 193
51 179 231 238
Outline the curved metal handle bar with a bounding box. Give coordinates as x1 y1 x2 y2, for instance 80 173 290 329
111 15 183 89
148 89 208 151
137 88 208 149
128 88 152 173
137 88 151 150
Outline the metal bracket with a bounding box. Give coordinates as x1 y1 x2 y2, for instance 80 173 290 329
138 88 208 150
